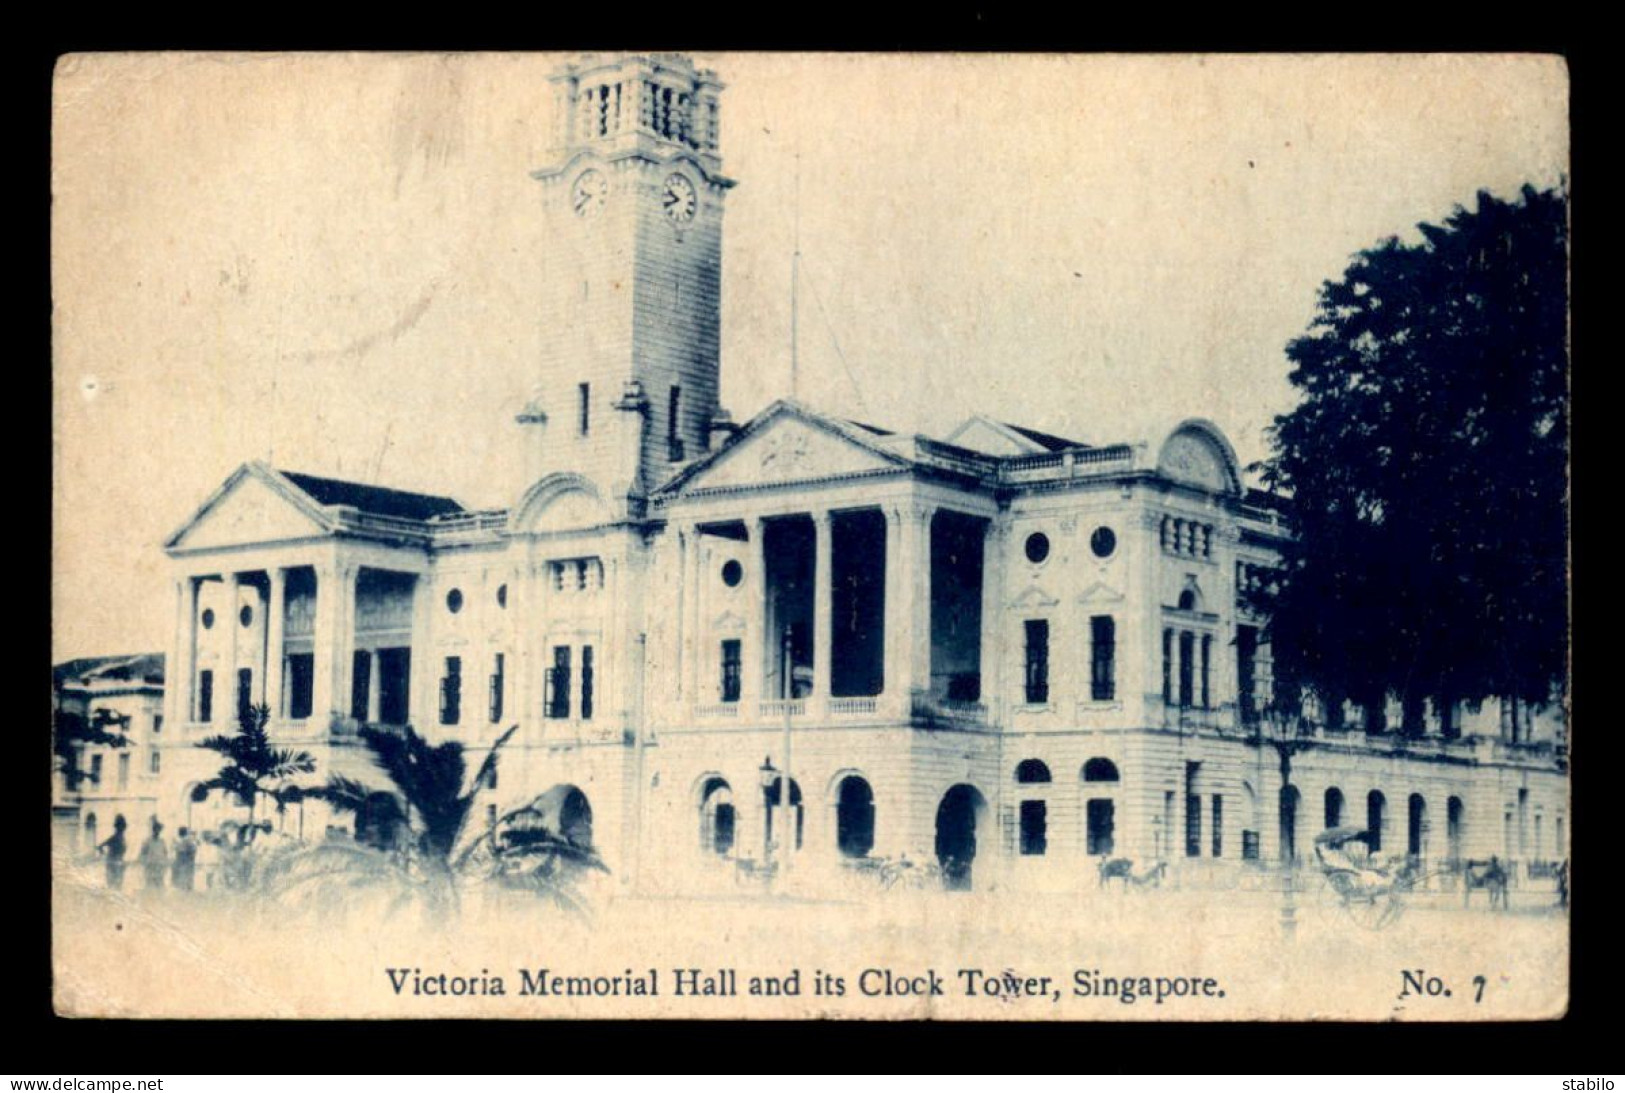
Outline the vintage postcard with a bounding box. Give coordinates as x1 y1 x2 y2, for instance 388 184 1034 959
50 52 1569 1020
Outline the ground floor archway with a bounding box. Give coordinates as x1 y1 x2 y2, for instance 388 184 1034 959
934 784 988 890
835 775 875 859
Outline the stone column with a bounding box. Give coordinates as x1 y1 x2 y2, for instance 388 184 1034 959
163 576 188 734
184 576 202 722
904 504 934 704
685 525 705 707
226 573 241 719
264 568 286 718
366 650 382 723
811 511 833 712
743 517 767 708
313 560 359 730
882 507 905 714
511 564 531 729
980 517 1008 722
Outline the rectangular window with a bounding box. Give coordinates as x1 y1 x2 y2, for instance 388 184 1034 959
581 646 595 721
237 667 253 722
546 646 572 720
1086 798 1116 856
439 655 462 726
89 753 103 785
668 384 684 462
152 715 163 736
351 651 371 721
117 753 130 791
1162 629 1173 705
1178 631 1195 708
1365 691 1389 735
721 639 742 703
1242 830 1260 861
197 669 214 723
149 750 161 775
1236 625 1258 723
1089 616 1116 701
1211 795 1224 858
489 653 505 724
1200 635 1212 709
1186 793 1202 858
1023 619 1050 704
578 382 591 436
1439 698 1459 740
287 654 315 720
1019 799 1048 856
378 648 411 725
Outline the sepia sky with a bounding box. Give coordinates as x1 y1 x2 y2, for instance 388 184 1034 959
51 52 1568 662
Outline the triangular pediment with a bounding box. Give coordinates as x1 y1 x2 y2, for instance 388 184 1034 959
662 404 908 496
1010 585 1061 610
1077 580 1127 605
167 465 331 551
711 609 746 633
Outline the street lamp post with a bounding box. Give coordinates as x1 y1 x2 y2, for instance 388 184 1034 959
1259 707 1311 941
779 624 794 893
758 755 777 878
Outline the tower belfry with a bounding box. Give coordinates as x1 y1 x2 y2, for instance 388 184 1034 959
522 53 734 518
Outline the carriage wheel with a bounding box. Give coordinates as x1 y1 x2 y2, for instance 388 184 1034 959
1344 890 1404 931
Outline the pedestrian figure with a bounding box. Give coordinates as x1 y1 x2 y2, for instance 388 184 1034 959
197 831 223 891
139 818 169 891
171 827 197 892
98 815 128 890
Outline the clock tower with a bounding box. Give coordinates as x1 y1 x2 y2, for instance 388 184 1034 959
523 53 733 517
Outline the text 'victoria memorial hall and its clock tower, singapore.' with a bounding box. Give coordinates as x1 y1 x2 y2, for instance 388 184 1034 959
146 52 1567 895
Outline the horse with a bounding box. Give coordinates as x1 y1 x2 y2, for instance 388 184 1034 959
1097 857 1134 889
1098 858 1165 890
1462 858 1509 910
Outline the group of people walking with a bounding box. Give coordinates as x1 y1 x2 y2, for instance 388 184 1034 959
93 815 253 893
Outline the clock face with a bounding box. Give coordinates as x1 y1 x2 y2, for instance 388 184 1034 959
571 169 608 218
663 173 697 224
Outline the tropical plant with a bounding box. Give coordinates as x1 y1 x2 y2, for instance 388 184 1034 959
270 723 514 920
269 722 609 921
52 706 130 793
193 702 318 822
455 797 610 918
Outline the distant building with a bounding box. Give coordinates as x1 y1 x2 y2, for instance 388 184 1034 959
52 653 166 852
147 53 1567 894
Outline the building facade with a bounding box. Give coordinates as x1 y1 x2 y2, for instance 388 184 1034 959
52 654 167 853
148 53 1568 894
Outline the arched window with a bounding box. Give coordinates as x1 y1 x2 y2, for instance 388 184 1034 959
1082 758 1120 856
1083 758 1120 783
765 777 803 851
1325 787 1344 829
1367 791 1387 853
1447 796 1465 863
1177 589 1197 611
836 776 875 859
1015 759 1052 784
1280 785 1301 861
699 777 735 857
1408 793 1427 859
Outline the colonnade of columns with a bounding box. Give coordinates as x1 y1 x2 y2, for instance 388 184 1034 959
166 559 412 735
678 502 987 718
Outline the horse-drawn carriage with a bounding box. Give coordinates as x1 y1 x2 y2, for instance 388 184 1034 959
1314 825 1421 930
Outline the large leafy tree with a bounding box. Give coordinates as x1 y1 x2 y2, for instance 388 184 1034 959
1259 185 1567 728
